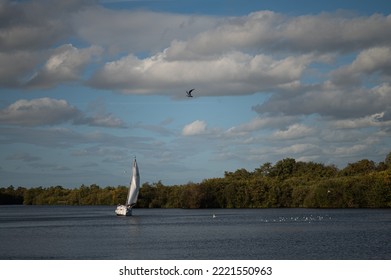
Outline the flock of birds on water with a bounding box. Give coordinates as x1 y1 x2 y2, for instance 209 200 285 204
210 213 331 223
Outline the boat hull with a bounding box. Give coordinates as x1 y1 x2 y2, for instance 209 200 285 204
115 205 132 216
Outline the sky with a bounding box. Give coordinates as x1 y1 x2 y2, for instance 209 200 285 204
1 0 391 188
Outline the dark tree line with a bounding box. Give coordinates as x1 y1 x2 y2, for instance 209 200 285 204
1 154 391 208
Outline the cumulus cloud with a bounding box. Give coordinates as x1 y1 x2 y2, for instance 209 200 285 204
74 112 127 128
272 12 391 53
182 120 207 136
0 50 42 87
0 0 84 51
84 10 391 98
71 7 219 54
226 115 297 136
89 51 313 95
0 125 153 149
0 98 126 128
332 144 369 156
249 47 391 122
332 112 391 129
276 143 320 155
1 2 391 94
160 11 391 57
331 47 391 85
0 44 102 89
0 98 80 126
0 1 95 86
253 82 391 120
26 44 103 88
272 124 315 140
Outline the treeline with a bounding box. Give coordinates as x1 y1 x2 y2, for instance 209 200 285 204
1 154 391 208
0 184 128 206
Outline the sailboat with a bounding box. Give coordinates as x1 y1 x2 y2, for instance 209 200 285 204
115 157 140 216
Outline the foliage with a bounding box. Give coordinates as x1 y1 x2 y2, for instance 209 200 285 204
1 153 391 208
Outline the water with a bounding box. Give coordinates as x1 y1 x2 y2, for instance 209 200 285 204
0 206 390 259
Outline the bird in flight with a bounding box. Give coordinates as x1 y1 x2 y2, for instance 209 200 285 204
186 89 195 97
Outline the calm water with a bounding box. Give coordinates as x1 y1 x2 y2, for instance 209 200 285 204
0 206 390 260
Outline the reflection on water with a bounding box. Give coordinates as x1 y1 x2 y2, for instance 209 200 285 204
0 206 390 259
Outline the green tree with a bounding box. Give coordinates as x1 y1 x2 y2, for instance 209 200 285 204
270 158 297 179
254 162 273 177
341 159 376 176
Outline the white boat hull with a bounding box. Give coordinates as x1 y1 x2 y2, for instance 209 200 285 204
115 205 132 216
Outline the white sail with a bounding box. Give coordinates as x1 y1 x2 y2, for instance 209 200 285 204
115 157 140 216
126 157 140 206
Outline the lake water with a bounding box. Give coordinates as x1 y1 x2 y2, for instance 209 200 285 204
0 206 390 260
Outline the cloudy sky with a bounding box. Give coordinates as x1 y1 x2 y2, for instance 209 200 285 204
1 0 391 188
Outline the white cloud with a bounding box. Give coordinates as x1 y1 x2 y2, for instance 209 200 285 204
0 98 126 128
90 51 313 95
182 120 207 136
72 7 219 54
75 113 127 128
0 0 81 51
161 11 391 57
0 0 99 88
331 47 391 85
26 44 103 88
254 81 391 120
0 126 152 149
1 4 391 93
276 143 319 155
276 12 391 53
349 47 391 74
0 51 42 87
373 82 391 98
332 112 391 129
84 10 391 98
226 115 297 136
333 144 369 156
272 124 314 140
0 98 80 126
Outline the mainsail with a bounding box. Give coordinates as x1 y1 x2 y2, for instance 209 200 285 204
115 157 141 216
126 157 140 207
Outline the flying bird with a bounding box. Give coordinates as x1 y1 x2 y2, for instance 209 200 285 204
186 89 195 97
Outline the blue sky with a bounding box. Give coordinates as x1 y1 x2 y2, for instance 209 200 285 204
1 0 391 188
